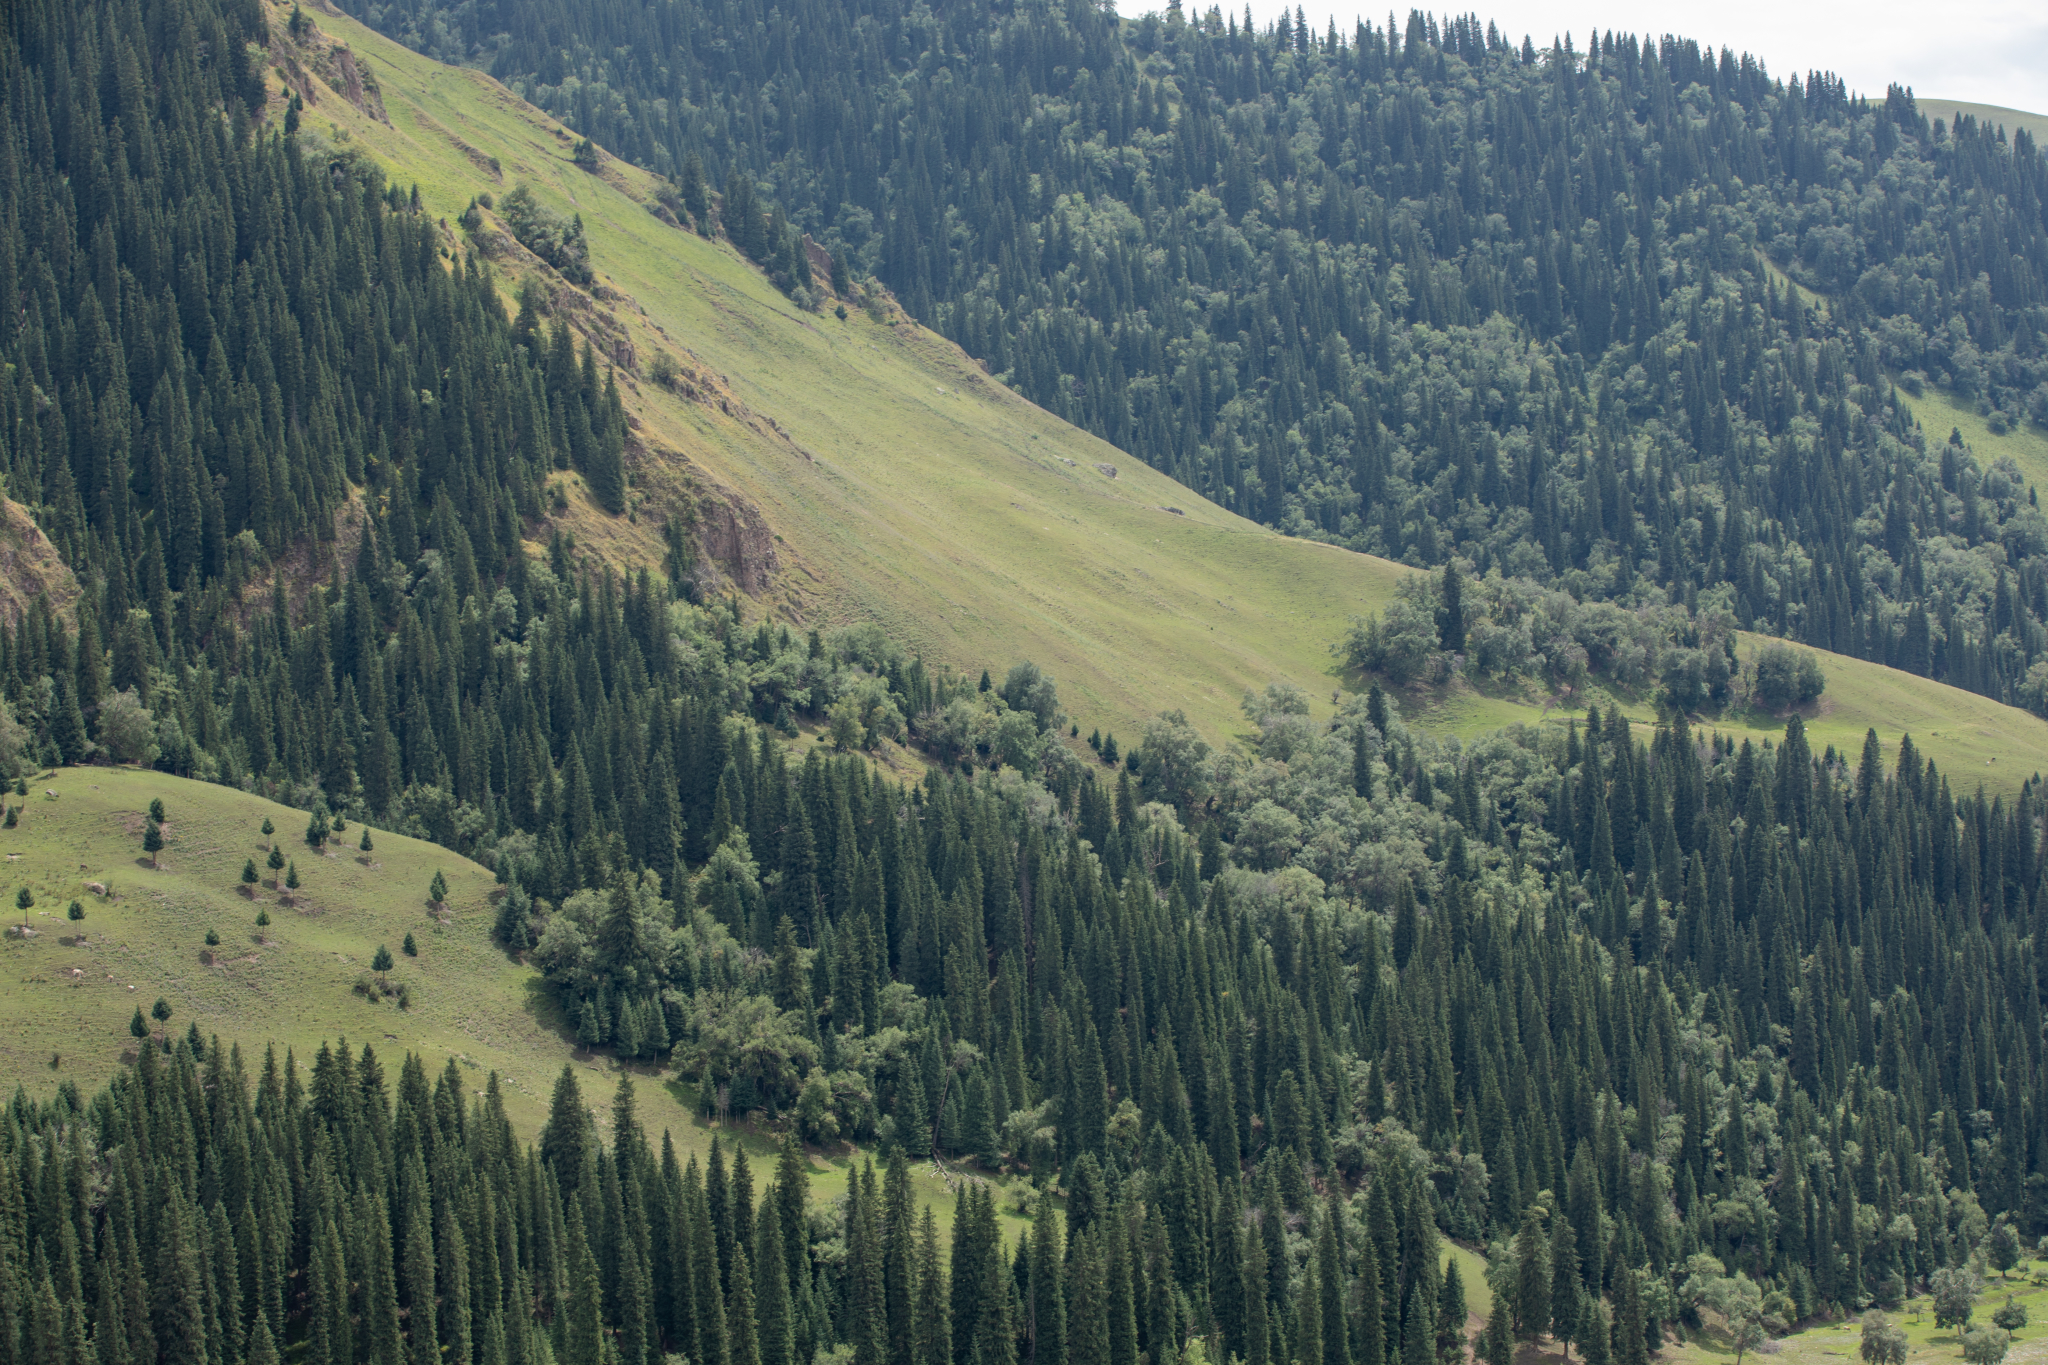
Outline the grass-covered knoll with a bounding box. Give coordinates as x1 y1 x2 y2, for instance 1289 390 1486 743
0 765 762 1150
1389 633 2048 793
0 767 570 1121
1918 100 2048 145
276 1 1411 744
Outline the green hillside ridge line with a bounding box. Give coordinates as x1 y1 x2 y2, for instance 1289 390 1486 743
1916 99 2048 145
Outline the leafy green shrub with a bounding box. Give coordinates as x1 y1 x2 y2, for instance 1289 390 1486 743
1752 642 1827 710
498 184 592 285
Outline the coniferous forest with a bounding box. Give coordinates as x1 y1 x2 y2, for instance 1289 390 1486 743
8 1 2048 1365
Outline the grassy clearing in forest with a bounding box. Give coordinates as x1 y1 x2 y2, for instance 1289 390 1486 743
1383 635 2048 794
0 767 557 1119
1895 381 2048 503
1638 1261 2048 1365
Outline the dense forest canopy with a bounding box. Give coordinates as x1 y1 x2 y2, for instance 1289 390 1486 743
9 3 2048 1365
337 0 2048 713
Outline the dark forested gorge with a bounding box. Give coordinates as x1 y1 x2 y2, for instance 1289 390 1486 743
12 1 2048 1365
339 0 2048 710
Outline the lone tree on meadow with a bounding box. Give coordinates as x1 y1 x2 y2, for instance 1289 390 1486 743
359 827 374 854
142 818 163 868
267 845 285 879
241 859 259 888
1860 1312 1907 1365
284 861 301 894
1964 1327 2012 1365
260 817 274 844
1988 1221 2022 1279
371 944 393 972
429 868 448 905
1934 1266 1983 1331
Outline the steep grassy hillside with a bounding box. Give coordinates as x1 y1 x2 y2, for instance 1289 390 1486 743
1717 634 2048 787
274 1 1410 744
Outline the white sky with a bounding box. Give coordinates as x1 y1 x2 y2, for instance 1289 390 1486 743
1237 0 2048 116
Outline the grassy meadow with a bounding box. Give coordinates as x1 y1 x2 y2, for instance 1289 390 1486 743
0 766 596 1129
1896 382 2048 502
1638 1260 2048 1365
1385 633 2048 795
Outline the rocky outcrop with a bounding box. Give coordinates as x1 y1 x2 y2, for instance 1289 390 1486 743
0 496 79 626
691 487 780 596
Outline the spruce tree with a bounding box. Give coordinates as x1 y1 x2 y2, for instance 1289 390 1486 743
565 1204 605 1365
730 1248 762 1365
756 1190 795 1365
1512 1209 1549 1340
1028 1195 1065 1365
914 1208 952 1365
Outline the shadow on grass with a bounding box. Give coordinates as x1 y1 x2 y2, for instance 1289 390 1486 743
519 974 578 1049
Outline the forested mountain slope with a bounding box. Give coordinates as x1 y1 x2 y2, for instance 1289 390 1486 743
344 0 2048 718
16 5 2048 1365
83 0 2048 788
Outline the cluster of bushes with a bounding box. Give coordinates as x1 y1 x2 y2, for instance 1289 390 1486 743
494 183 592 285
1340 564 1826 715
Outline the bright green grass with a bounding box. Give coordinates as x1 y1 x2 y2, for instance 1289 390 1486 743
0 767 582 1124
1896 381 2048 501
1648 1261 2048 1365
287 1 1411 745
1391 634 2048 794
